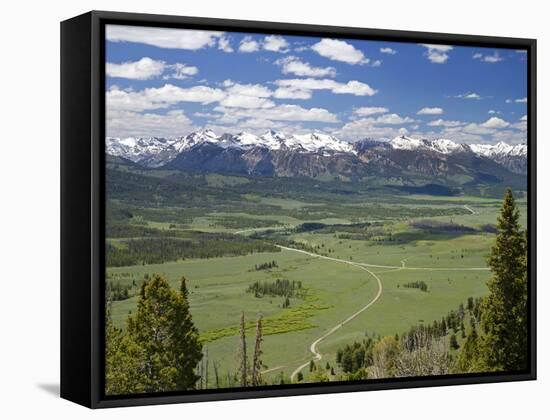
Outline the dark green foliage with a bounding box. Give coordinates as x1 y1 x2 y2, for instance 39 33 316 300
106 233 279 267
106 281 133 301
105 274 202 394
252 260 278 271
481 189 528 371
246 279 303 299
402 281 429 292
449 334 459 350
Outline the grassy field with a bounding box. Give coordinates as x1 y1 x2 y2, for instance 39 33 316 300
106 167 526 386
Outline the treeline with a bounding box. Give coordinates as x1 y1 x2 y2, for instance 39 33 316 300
251 260 278 271
400 281 429 292
106 234 279 267
247 279 303 298
212 216 282 229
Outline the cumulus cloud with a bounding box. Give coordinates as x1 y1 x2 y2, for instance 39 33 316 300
417 107 444 115
218 36 234 53
480 117 510 129
106 84 226 112
427 119 464 127
374 113 414 125
263 35 290 52
473 51 503 63
107 109 195 137
520 115 527 121
106 25 223 50
106 57 166 80
455 92 482 100
163 63 199 80
420 44 453 64
380 47 396 55
220 83 275 109
213 104 339 123
311 38 369 65
354 107 389 116
239 36 260 53
275 78 377 96
332 117 409 141
275 56 336 78
273 87 312 100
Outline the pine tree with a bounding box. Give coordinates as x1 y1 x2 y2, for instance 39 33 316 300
237 312 248 387
449 334 459 350
115 274 203 393
481 189 528 371
456 318 482 373
251 315 265 386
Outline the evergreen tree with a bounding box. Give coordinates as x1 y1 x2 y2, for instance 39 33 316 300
296 371 303 382
456 318 482 373
481 189 528 371
113 274 203 393
237 312 248 387
449 334 459 350
251 315 265 386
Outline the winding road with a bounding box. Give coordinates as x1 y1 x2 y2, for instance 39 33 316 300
275 245 488 381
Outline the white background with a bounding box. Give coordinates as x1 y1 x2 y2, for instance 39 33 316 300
0 0 547 418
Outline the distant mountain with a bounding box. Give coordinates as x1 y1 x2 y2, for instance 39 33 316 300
106 131 527 185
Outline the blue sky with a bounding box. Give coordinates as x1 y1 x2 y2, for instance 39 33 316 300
105 25 527 144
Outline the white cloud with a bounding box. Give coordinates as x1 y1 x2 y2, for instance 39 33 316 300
481 117 510 129
354 107 389 116
427 119 464 127
219 95 274 109
106 57 165 80
214 104 339 123
275 56 336 78
273 87 312 100
226 83 272 98
371 60 382 67
420 44 453 64
106 84 226 112
263 35 290 52
106 25 222 50
220 83 275 109
473 51 503 63
311 38 369 65
239 36 260 53
275 78 377 96
374 113 414 125
515 97 527 103
333 117 409 141
107 109 195 137
163 63 199 80
380 47 396 55
417 107 444 115
520 115 527 121
488 109 500 115
455 92 482 100
218 36 234 53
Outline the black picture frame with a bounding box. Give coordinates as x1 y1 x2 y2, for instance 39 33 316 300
60 10 537 409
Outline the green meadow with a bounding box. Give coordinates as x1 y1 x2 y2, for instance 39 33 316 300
106 166 525 385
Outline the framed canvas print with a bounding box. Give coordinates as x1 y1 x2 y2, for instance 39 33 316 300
60 11 536 408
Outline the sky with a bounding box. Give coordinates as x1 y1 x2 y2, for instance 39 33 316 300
105 24 528 144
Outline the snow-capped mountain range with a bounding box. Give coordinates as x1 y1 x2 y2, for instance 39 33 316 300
106 129 354 165
106 130 527 178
